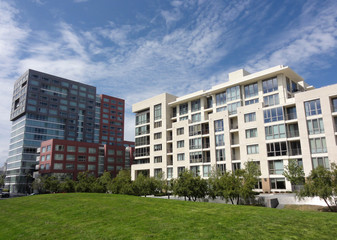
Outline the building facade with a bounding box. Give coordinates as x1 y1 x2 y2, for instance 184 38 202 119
131 65 337 192
6 69 133 193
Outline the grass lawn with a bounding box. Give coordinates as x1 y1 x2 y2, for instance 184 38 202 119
0 193 337 239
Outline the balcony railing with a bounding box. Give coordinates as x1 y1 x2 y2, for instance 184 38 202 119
288 148 302 156
285 113 297 120
287 130 299 138
167 159 173 165
167 148 173 153
202 143 210 148
167 136 172 141
190 158 203 163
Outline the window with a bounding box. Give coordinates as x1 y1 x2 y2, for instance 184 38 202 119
117 150 123 156
265 124 286 140
179 103 188 115
232 163 241 171
154 144 162 151
54 154 64 161
266 142 287 157
54 163 63 170
217 164 226 175
46 154 51 161
66 155 75 161
270 178 286 189
307 118 324 135
216 149 225 162
88 156 96 162
78 156 86 162
154 104 162 120
214 120 224 132
154 121 162 128
247 144 259 154
245 128 257 138
310 137 327 153
177 127 184 135
108 149 115 155
77 164 85 170
135 125 150 135
262 77 278 93
167 168 173 179
244 112 256 122
189 124 201 136
207 97 213 108
47 145 51 151
42 147 46 153
78 147 87 153
177 140 184 148
108 157 115 163
55 145 64 151
228 102 241 115
190 166 200 176
179 116 188 121
189 138 202 149
269 160 284 174
203 165 211 177
191 113 201 123
88 148 96 154
332 97 337 112
216 91 226 106
177 153 185 161
178 167 185 175
286 107 297 120
227 86 241 102
66 164 74 170
264 107 283 123
305 99 321 116
312 157 329 169
215 134 225 147
244 82 258 98
135 136 150 146
136 111 149 125
190 151 202 163
154 132 162 139
263 93 279 107
40 155 45 162
245 98 259 105
216 106 227 112
154 168 162 178
191 99 201 112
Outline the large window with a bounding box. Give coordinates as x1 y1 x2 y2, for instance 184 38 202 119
154 132 162 139
309 137 327 153
154 168 162 178
177 127 184 135
190 166 200 176
307 118 324 135
265 124 286 140
312 157 329 169
203 165 211 177
216 91 226 106
136 111 149 125
178 167 185 175
191 99 201 112
215 134 225 147
228 102 241 115
227 86 241 102
179 103 188 115
264 107 283 123
244 82 258 98
266 142 287 157
177 153 185 161
190 152 202 163
154 156 162 163
245 128 257 138
262 77 278 93
191 113 201 123
305 99 321 116
167 168 173 179
217 164 226 174
270 178 286 189
189 124 201 136
247 144 259 154
189 138 202 149
216 149 225 162
244 112 256 122
263 93 279 107
268 160 284 174
154 104 162 120
214 120 224 132
177 140 184 148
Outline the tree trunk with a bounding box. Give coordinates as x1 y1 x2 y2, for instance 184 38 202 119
323 198 334 212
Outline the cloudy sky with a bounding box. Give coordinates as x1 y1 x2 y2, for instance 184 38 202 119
0 0 337 166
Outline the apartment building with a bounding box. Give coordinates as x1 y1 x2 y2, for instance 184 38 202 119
131 65 337 192
6 69 134 193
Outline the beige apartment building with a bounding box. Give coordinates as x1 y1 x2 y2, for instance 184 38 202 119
131 65 337 192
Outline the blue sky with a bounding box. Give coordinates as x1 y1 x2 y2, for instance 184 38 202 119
0 0 337 166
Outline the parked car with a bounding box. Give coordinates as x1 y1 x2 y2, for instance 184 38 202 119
0 188 10 198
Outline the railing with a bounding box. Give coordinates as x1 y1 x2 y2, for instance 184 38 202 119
134 152 150 157
269 169 284 175
202 129 209 134
167 159 173 165
202 143 210 148
167 148 173 153
285 113 297 120
189 145 202 150
167 136 172 141
203 157 211 163
230 125 238 130
190 158 203 163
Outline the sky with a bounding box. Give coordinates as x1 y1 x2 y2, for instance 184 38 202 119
0 0 337 166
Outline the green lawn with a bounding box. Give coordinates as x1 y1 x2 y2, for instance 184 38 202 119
0 193 336 239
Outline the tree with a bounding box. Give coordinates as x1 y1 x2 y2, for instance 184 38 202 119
283 159 305 190
173 170 207 201
76 171 95 192
298 166 335 212
32 176 47 193
0 174 5 188
132 173 151 196
209 161 260 205
107 170 133 195
59 178 76 193
44 176 60 193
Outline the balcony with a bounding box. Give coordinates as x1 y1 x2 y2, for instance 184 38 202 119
285 113 297 121
167 158 173 165
167 148 173 153
288 148 302 156
287 130 299 138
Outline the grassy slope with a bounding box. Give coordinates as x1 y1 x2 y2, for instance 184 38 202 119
0 193 336 240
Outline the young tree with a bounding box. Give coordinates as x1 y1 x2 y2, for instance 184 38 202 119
59 178 76 193
298 166 335 212
76 171 95 192
132 173 151 197
44 176 60 193
283 159 305 191
107 170 133 195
